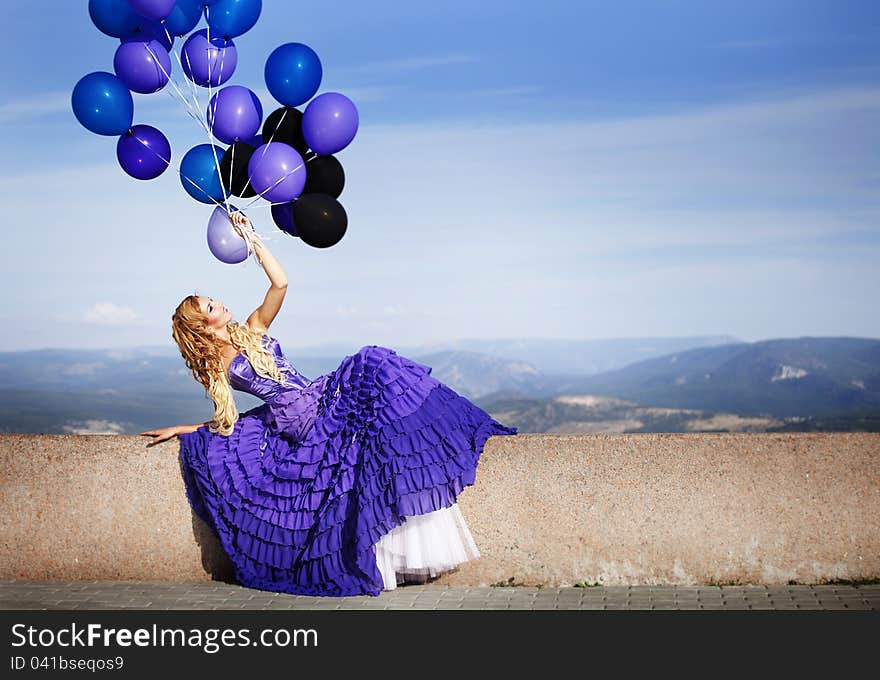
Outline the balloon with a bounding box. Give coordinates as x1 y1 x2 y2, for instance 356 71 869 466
292 193 347 248
179 143 225 204
262 106 309 156
302 92 359 155
121 19 174 50
89 0 142 38
247 143 306 203
271 202 296 235
127 0 175 21
219 141 258 197
205 0 262 39
181 29 236 87
164 0 203 35
264 42 322 108
116 124 171 179
207 205 250 264
113 39 170 93
207 85 262 144
303 155 344 198
71 72 134 136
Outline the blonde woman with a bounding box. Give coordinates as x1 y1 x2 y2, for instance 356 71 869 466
141 211 518 597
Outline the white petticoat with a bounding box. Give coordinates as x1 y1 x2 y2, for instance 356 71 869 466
373 502 480 590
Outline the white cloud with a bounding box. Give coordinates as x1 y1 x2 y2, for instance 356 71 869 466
0 91 69 124
62 419 127 434
83 303 141 326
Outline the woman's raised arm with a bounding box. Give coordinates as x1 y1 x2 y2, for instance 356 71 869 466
231 212 288 332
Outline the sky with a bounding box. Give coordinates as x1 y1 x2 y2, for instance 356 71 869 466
0 0 878 351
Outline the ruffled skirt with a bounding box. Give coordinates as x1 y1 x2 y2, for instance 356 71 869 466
374 502 479 589
178 344 517 597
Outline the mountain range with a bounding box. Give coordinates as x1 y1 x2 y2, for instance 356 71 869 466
0 335 877 434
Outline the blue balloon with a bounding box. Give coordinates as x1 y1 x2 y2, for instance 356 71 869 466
179 144 226 204
164 0 203 36
264 42 322 107
71 72 134 136
205 0 261 39
89 0 142 38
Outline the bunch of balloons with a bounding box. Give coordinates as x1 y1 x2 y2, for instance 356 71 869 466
71 0 359 262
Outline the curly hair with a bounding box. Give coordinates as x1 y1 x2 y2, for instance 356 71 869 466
171 293 295 436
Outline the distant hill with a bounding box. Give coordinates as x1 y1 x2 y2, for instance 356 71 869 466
551 337 880 418
476 393 880 434
0 335 877 434
345 335 744 376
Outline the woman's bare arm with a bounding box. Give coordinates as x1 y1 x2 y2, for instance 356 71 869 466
140 421 212 447
175 421 213 435
231 212 288 333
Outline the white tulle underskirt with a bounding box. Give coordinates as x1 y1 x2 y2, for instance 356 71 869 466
373 502 480 590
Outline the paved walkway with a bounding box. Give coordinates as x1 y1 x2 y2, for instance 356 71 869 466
1 581 878 610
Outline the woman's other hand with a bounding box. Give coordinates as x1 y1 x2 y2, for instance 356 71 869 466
139 426 180 448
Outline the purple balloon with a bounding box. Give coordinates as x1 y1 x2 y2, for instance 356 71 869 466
119 20 174 52
127 0 175 21
271 201 297 236
117 124 171 179
113 39 170 93
247 142 306 203
207 85 262 144
207 205 250 264
181 29 236 87
302 92 359 155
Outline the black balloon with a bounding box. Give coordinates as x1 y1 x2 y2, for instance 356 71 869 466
219 142 258 197
292 193 347 248
303 155 345 198
262 106 310 156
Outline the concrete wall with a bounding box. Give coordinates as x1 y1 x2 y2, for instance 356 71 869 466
1 432 877 586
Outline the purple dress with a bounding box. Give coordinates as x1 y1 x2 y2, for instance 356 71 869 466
177 336 518 597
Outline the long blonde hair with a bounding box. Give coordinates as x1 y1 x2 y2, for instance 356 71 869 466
171 293 295 436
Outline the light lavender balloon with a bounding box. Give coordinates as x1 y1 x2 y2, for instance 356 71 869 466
181 29 237 87
206 205 250 264
302 92 359 155
247 142 306 203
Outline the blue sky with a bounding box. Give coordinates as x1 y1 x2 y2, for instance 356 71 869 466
0 1 878 351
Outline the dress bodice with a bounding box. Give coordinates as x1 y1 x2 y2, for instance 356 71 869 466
227 335 311 402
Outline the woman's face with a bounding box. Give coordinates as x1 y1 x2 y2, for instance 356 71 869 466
197 295 232 334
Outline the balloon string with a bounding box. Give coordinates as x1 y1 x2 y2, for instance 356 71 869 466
241 161 304 210
127 133 230 212
237 107 288 198
241 152 319 211
141 42 205 130
203 6 232 218
144 35 231 218
160 20 206 130
227 140 236 196
130 130 277 256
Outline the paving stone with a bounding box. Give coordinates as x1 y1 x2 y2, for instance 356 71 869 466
2 582 877 610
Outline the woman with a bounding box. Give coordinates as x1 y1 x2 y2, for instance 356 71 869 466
141 211 518 597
